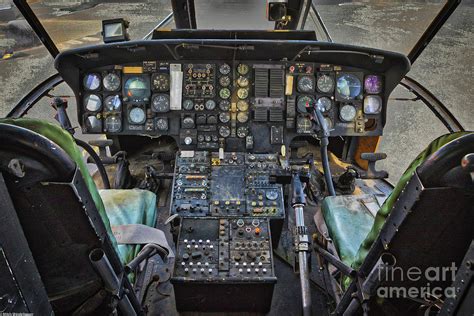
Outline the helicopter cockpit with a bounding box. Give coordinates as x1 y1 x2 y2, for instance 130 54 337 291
0 1 472 315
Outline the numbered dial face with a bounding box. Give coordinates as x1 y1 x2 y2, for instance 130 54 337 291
84 94 102 112
339 104 357 122
83 73 101 91
219 88 231 99
219 100 230 111
316 97 332 113
237 63 249 75
219 125 231 138
237 88 249 99
297 116 313 133
105 115 121 133
297 75 315 93
183 99 194 110
237 76 249 87
155 118 168 131
337 74 362 100
237 126 249 138
317 74 335 93
237 112 249 123
265 189 279 200
297 95 314 113
152 94 170 112
237 100 249 111
103 73 121 91
205 99 216 110
219 63 231 75
151 73 170 92
129 107 146 124
219 112 231 123
104 95 121 111
219 76 231 87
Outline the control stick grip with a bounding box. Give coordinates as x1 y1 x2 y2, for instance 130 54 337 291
360 152 387 162
359 152 388 179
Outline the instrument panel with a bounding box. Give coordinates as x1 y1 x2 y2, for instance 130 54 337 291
79 60 385 151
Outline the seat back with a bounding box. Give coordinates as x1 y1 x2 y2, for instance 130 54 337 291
0 123 136 314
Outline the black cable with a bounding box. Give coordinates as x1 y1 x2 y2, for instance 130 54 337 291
75 138 111 189
313 108 336 196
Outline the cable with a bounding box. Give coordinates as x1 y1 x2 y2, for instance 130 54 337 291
75 138 111 189
313 108 336 196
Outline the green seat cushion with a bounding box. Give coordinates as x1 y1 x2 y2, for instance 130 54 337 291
99 189 157 264
322 194 378 266
0 118 119 251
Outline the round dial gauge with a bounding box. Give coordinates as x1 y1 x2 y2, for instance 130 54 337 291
129 107 146 124
219 126 231 138
219 88 231 99
237 76 249 87
104 95 121 111
317 74 334 93
237 63 249 75
182 116 195 128
105 115 121 133
324 117 333 129
151 73 170 92
297 116 313 133
155 118 168 131
103 73 120 91
316 97 332 113
297 75 315 93
237 112 249 123
219 63 231 75
219 76 231 87
237 88 249 99
339 104 357 122
363 95 382 114
205 99 216 110
219 112 230 123
237 126 249 138
337 74 362 100
152 94 170 112
183 99 194 110
83 73 101 91
84 94 102 112
124 76 149 100
237 100 249 111
364 75 382 94
297 95 314 113
265 189 279 200
219 100 230 111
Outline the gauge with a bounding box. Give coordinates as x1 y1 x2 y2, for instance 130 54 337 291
83 73 101 91
219 100 230 111
237 63 249 75
182 116 195 128
296 116 313 134
219 126 231 138
85 115 101 132
219 63 231 75
237 100 249 111
324 117 333 129
265 189 279 201
237 112 249 123
297 95 314 113
237 88 249 99
105 115 121 133
219 88 231 99
339 104 357 122
129 107 146 124
237 126 249 138
316 97 332 113
364 95 382 114
364 75 382 94
104 95 121 111
317 74 334 93
155 118 168 131
183 99 194 110
237 76 249 87
152 94 170 112
205 99 216 110
151 73 170 92
84 94 102 112
297 75 315 93
337 74 362 100
219 112 230 123
102 72 120 91
219 76 231 87
124 76 150 101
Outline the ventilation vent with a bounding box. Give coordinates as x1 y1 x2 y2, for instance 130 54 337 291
254 68 269 98
269 108 284 122
254 107 268 122
269 69 284 98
